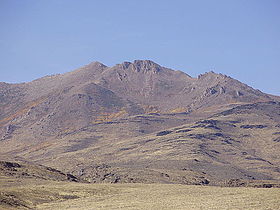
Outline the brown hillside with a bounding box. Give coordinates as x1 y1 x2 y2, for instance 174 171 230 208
0 60 279 186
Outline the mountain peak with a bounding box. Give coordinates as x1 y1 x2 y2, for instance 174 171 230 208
132 60 161 73
83 61 107 69
133 59 159 66
70 61 107 76
198 71 227 80
116 60 162 73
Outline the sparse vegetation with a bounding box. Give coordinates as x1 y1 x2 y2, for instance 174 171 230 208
1 61 280 209
1 178 280 210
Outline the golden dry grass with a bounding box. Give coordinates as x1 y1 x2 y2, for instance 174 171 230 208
1 178 280 210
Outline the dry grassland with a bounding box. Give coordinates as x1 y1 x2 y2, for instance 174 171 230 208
1 178 280 210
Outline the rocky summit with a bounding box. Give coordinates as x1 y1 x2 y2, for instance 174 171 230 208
0 60 280 186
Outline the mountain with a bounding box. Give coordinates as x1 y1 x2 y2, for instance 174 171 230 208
0 60 279 186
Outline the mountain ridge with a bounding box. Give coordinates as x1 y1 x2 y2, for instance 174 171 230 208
0 60 279 186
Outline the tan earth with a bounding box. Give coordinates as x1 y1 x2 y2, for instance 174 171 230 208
0 60 280 209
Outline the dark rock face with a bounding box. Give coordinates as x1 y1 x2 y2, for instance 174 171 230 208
156 130 173 136
192 120 221 130
175 129 192 133
66 173 78 182
273 137 280 142
1 161 21 168
240 125 267 129
223 179 280 188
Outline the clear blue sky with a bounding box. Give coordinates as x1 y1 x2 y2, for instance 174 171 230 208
0 0 279 95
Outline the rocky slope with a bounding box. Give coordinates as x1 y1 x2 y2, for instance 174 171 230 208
0 60 279 186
